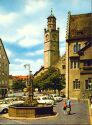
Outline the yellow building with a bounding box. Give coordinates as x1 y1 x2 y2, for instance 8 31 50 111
0 38 10 98
66 12 92 99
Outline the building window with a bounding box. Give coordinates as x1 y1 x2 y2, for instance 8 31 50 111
73 79 80 89
70 60 79 69
76 30 83 35
62 65 66 69
74 44 76 52
78 61 80 68
74 61 76 68
70 61 73 69
73 43 81 53
85 78 92 90
84 60 92 66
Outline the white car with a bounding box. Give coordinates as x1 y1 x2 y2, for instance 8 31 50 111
37 96 54 105
0 101 10 113
0 99 24 114
49 94 63 102
12 100 24 105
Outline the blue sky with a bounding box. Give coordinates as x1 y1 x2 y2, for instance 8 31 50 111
0 0 91 75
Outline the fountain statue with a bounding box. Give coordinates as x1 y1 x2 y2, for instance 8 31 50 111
8 64 54 118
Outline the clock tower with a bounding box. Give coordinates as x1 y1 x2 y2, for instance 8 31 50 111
44 10 60 68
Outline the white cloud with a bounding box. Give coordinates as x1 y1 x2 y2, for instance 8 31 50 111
10 58 43 75
17 23 44 47
1 33 20 43
72 0 79 5
25 0 48 14
60 46 66 56
0 12 18 27
26 49 43 56
57 18 66 42
17 23 41 36
59 27 66 42
18 37 42 47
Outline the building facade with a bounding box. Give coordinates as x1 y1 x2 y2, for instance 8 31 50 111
9 75 33 90
0 39 10 98
66 12 92 99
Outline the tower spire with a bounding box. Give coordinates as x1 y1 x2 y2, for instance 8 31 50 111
51 8 53 16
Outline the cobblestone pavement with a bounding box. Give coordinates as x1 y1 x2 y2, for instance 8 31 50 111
0 100 90 124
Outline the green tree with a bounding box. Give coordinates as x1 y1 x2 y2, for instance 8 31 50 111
33 67 65 92
12 80 26 91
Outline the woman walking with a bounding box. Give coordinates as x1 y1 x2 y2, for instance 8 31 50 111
63 100 67 114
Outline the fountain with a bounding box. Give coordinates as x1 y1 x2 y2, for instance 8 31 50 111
9 64 54 118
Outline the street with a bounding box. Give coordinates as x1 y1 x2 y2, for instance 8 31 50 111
0 100 90 124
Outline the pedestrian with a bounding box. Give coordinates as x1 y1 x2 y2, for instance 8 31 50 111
63 100 67 114
66 98 71 112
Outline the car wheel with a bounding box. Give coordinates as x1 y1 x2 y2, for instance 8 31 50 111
3 108 8 113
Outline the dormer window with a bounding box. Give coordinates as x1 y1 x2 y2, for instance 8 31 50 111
74 43 81 52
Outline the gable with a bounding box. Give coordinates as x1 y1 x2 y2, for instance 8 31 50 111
80 45 92 60
69 13 92 40
0 39 10 64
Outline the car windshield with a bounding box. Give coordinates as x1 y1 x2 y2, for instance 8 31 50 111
42 97 48 100
54 95 59 97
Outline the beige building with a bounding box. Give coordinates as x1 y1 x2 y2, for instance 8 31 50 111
66 12 92 99
0 38 10 98
34 11 66 78
44 11 60 68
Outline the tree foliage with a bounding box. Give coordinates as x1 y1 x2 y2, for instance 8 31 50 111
12 80 26 91
33 67 65 91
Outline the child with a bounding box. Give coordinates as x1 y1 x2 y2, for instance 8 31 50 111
63 101 67 114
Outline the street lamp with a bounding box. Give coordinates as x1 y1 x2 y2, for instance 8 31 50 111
24 64 33 102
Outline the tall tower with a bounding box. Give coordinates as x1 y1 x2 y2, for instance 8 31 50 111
44 10 59 68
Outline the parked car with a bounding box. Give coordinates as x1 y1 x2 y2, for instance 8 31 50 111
37 96 54 105
0 101 10 113
0 98 24 114
12 100 24 105
49 94 63 102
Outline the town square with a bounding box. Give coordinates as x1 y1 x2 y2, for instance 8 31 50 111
0 0 92 124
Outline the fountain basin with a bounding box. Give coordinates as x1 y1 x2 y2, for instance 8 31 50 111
9 104 54 118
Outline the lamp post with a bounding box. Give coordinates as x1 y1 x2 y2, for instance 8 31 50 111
24 64 33 102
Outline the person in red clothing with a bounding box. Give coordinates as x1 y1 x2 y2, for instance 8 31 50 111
63 100 67 114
